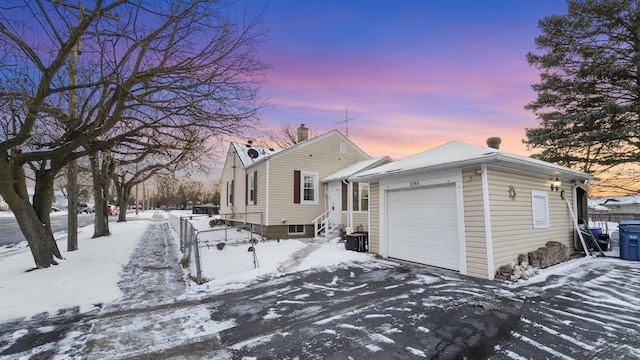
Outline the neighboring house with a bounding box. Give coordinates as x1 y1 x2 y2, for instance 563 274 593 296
219 125 388 239
351 139 592 280
591 196 640 214
588 196 640 223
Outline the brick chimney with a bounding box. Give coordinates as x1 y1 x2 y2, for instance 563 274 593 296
486 137 502 149
297 124 309 143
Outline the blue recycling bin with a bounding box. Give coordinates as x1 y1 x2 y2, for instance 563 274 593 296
589 228 602 240
619 221 640 261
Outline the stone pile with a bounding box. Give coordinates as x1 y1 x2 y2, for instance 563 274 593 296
495 258 538 282
528 241 570 269
495 241 570 282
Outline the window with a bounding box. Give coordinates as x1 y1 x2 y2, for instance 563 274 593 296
359 183 369 211
293 171 318 204
246 171 256 205
341 182 369 212
531 190 549 229
288 225 304 234
227 180 234 206
303 173 317 202
340 143 347 153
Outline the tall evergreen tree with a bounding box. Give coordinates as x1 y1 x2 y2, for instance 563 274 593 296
525 0 640 193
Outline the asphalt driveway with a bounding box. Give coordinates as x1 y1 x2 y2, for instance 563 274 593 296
1 223 639 359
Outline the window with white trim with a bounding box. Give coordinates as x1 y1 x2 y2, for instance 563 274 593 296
247 172 255 205
227 181 234 206
301 172 318 204
531 190 550 228
359 183 369 211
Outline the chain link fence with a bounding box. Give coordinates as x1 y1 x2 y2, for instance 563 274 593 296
175 212 264 284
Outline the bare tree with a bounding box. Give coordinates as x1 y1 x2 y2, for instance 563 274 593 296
0 1 267 268
263 123 318 150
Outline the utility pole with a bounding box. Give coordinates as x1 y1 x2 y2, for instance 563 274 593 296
51 0 118 250
135 163 139 215
66 5 82 252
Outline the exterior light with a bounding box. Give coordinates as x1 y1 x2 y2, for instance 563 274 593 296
551 177 561 192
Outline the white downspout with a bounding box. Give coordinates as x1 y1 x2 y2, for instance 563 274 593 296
348 181 354 231
265 160 270 227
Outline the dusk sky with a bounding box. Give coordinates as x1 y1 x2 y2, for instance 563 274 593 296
249 0 568 161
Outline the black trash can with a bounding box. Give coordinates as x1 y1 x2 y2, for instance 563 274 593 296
345 233 368 252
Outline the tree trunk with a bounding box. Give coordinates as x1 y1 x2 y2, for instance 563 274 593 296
0 152 61 268
90 153 111 238
116 184 132 222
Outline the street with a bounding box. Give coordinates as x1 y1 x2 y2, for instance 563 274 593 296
0 213 108 247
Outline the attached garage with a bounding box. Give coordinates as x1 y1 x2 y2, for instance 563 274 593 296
351 140 593 280
386 183 460 270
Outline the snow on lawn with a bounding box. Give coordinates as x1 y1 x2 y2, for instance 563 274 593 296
168 211 379 294
0 210 378 323
0 211 166 323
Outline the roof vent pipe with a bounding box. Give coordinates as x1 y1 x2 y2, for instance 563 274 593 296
298 124 309 143
486 137 502 149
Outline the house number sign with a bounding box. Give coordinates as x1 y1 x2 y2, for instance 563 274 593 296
409 181 420 187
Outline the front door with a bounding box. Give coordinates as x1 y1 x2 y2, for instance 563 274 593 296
328 181 342 229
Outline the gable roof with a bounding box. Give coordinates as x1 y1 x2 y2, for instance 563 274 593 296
352 141 592 181
231 142 281 168
233 129 370 169
322 156 393 182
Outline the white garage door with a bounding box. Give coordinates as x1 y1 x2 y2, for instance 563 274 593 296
386 183 460 270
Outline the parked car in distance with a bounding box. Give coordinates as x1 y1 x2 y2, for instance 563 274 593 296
77 203 94 214
51 206 61 212
108 205 119 216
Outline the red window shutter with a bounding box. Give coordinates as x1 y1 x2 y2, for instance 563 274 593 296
294 170 301 204
253 170 258 205
353 183 359 211
342 182 348 210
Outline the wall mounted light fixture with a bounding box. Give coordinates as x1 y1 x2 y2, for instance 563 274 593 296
550 177 561 192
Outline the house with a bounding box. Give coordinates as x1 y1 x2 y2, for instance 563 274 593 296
219 125 391 239
350 138 593 280
591 196 640 215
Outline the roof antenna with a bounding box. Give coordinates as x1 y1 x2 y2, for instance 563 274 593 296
334 108 358 137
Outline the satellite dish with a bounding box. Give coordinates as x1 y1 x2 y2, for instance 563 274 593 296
247 148 259 159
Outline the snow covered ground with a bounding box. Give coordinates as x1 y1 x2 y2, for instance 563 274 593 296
1 213 639 359
0 210 375 323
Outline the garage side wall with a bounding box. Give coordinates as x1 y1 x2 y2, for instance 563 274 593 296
461 168 489 279
369 182 380 254
487 168 574 271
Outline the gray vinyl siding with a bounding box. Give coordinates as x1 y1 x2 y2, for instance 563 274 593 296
487 168 575 271
462 168 489 279
369 182 380 254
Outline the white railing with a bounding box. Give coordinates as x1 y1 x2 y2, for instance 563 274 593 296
313 209 340 240
313 209 330 239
